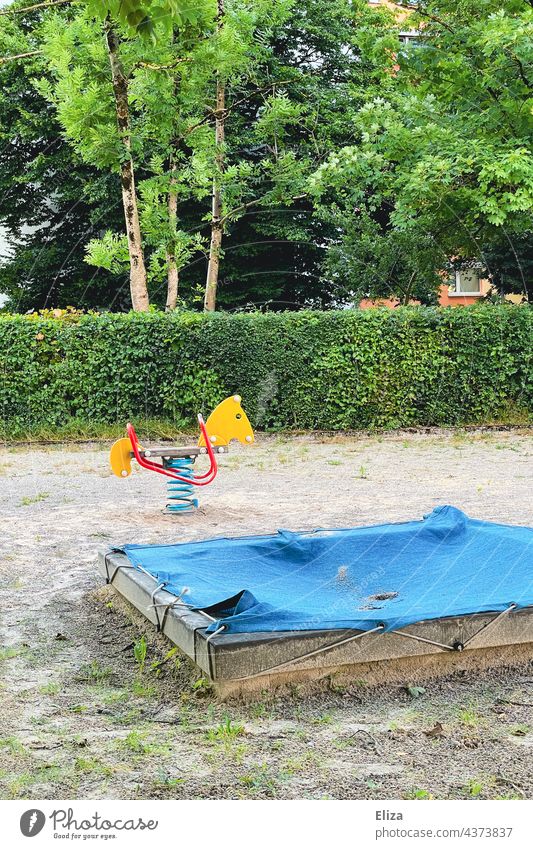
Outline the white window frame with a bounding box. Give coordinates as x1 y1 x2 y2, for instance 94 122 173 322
448 268 483 297
399 31 422 43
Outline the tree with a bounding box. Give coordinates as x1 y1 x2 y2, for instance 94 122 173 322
32 0 218 310
0 0 127 312
84 0 210 39
204 0 225 311
310 0 533 302
104 19 149 310
0 0 416 311
482 230 533 298
197 0 395 309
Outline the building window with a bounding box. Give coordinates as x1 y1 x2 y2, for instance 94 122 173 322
399 32 422 47
449 268 482 296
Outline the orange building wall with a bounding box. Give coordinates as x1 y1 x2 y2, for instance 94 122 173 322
367 0 414 23
359 279 489 309
438 280 489 307
359 281 523 309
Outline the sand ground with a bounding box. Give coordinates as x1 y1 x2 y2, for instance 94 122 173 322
0 428 532 800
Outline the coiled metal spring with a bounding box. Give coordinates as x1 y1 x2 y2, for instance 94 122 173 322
164 457 199 513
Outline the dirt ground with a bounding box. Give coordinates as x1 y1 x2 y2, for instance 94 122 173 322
0 428 532 801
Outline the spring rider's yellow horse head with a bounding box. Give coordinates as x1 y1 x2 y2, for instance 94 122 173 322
198 394 254 448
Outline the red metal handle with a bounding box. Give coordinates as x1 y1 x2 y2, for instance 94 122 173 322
126 417 218 486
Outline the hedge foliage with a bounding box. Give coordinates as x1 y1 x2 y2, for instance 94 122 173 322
0 306 531 436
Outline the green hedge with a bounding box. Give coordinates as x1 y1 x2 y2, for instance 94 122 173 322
0 306 531 436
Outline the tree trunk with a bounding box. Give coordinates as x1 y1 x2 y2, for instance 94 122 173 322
166 163 179 311
204 0 225 312
205 217 222 312
402 270 417 305
105 22 149 312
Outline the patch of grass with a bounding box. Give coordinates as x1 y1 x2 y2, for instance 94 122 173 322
111 706 143 726
0 645 25 662
74 757 113 777
464 778 484 798
39 682 60 695
326 675 347 694
29 715 51 727
78 660 113 684
0 736 26 754
120 731 151 754
191 677 212 694
509 724 530 737
463 776 496 798
7 764 64 798
239 763 278 797
150 646 181 676
280 752 317 778
19 492 49 506
153 767 184 788
101 688 130 705
205 717 247 762
405 787 434 800
0 418 195 445
119 730 170 757
457 704 484 728
331 736 353 751
206 716 245 744
225 456 242 469
311 713 334 725
131 679 157 699
451 430 469 447
133 636 148 673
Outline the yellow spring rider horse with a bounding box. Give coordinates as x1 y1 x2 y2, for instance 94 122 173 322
110 395 254 512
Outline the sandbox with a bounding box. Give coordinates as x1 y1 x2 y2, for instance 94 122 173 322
99 506 533 695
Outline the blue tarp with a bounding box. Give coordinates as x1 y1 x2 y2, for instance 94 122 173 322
119 506 533 635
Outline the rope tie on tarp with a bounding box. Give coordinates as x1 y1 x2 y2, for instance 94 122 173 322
147 585 215 632
461 603 517 649
148 582 168 631
105 553 220 631
205 625 227 679
390 603 518 653
224 623 386 681
103 550 134 585
206 625 227 642
219 603 520 681
388 629 457 652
